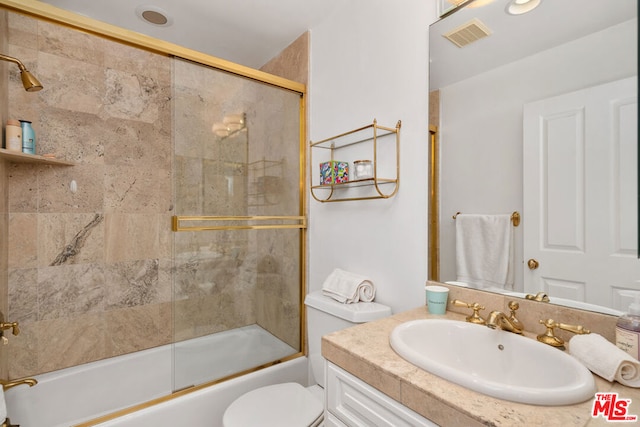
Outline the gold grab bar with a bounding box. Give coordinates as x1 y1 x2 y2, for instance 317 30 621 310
452 211 520 227
172 215 306 232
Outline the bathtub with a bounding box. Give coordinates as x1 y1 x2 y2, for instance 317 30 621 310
5 325 305 427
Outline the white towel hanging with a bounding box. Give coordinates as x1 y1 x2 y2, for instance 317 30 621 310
455 214 514 289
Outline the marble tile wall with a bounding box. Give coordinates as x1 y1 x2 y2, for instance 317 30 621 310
3 11 308 379
258 32 308 349
5 11 173 378
261 32 309 85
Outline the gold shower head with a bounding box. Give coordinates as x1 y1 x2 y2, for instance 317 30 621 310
0 53 43 92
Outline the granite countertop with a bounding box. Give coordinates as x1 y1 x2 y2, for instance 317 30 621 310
321 306 640 427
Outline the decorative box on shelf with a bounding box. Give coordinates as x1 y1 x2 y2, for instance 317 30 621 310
320 160 349 185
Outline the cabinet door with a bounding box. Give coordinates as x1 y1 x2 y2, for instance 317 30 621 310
326 363 438 427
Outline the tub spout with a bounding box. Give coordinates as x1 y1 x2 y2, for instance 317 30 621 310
0 378 37 391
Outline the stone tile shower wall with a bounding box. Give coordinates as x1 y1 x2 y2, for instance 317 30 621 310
5 12 173 378
2 11 307 379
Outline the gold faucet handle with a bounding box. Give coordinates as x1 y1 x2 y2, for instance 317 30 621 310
507 300 520 314
537 319 565 348
0 322 19 336
556 322 590 335
525 292 550 302
451 299 486 324
537 319 590 348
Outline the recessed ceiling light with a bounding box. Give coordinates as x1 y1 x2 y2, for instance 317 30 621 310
506 0 542 15
135 5 173 27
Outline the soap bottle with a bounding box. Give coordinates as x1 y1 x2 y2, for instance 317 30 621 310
19 120 35 154
616 293 640 360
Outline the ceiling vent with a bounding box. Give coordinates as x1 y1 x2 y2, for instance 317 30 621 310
443 18 492 48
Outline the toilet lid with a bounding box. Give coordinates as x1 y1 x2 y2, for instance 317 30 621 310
223 382 323 427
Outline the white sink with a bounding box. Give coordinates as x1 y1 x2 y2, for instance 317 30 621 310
389 319 595 406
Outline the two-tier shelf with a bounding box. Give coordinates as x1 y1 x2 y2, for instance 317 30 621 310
309 119 400 202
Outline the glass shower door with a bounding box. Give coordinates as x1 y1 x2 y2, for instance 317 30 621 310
171 57 305 390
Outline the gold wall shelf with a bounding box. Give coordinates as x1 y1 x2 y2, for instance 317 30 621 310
309 119 400 202
0 148 75 166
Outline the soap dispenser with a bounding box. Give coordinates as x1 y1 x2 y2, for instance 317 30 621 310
616 292 640 359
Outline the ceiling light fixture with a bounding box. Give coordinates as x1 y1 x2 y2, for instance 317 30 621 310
506 0 541 15
135 5 173 27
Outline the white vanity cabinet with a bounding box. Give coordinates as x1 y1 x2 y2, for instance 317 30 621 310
325 362 438 427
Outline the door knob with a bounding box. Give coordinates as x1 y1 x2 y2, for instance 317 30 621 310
527 259 539 270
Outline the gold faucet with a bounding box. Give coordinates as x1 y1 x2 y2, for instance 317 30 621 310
0 310 20 345
537 319 590 349
525 292 550 302
451 299 486 324
486 301 524 334
0 378 37 391
1 417 19 427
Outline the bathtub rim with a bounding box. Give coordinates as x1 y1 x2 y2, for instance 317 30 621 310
72 351 305 427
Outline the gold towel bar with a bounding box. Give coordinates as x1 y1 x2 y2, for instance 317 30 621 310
452 211 520 227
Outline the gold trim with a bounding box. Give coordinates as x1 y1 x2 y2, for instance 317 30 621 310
172 215 307 231
73 352 304 427
428 125 439 281
0 0 305 94
298 95 308 358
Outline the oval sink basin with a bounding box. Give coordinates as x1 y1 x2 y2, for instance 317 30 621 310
390 319 595 406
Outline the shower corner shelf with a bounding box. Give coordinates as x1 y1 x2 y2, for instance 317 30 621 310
309 119 400 203
0 148 75 166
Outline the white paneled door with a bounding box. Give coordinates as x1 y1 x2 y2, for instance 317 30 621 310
523 76 639 310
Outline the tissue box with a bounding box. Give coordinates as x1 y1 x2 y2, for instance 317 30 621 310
320 161 349 184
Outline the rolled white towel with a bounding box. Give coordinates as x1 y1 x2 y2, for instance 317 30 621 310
321 268 375 304
570 333 640 388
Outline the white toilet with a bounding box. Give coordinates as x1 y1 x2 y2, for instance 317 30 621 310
222 290 392 427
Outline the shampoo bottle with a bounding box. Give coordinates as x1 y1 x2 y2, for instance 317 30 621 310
20 120 35 154
616 293 640 360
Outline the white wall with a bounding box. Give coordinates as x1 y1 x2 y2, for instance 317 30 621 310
438 19 638 287
308 0 437 313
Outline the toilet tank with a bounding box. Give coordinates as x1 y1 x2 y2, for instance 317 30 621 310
304 291 392 388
